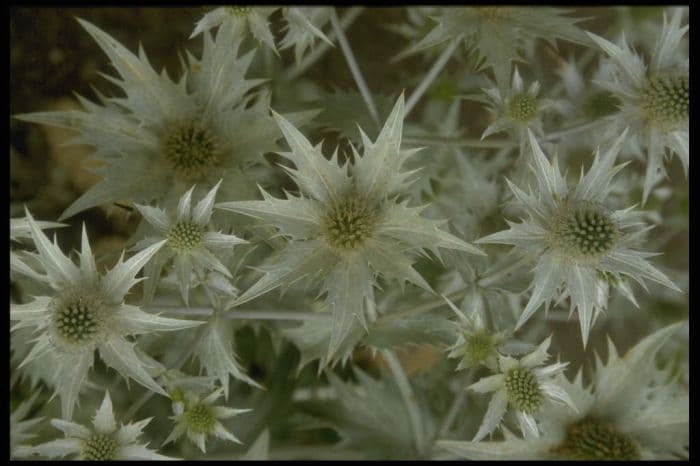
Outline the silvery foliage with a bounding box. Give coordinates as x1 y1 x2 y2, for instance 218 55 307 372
10 6 687 460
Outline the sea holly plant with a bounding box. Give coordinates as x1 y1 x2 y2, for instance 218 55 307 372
217 95 484 361
10 6 687 461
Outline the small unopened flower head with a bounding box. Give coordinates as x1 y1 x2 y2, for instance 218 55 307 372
443 294 505 371
164 123 218 180
639 73 688 128
463 332 498 367
323 195 379 251
553 417 640 460
508 92 539 123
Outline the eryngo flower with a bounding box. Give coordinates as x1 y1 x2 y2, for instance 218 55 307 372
439 322 688 460
471 67 554 147
134 181 246 305
10 209 201 420
15 391 172 460
16 18 309 220
588 8 688 203
468 336 575 442
164 388 250 453
478 130 680 347
217 95 484 360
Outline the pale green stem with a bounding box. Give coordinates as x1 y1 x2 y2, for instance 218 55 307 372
285 7 364 81
329 7 379 126
403 135 516 149
382 349 425 456
404 37 461 117
437 389 467 438
544 119 606 141
144 306 329 321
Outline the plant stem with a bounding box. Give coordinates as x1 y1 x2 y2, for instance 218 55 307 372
144 306 329 321
382 349 425 455
437 389 467 438
403 135 516 149
285 7 364 81
476 255 530 289
544 119 606 141
404 37 460 117
330 7 379 126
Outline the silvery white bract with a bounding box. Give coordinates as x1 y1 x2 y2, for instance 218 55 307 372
280 7 333 65
16 19 311 220
191 6 279 54
15 391 173 460
468 336 575 442
10 392 44 458
134 181 246 305
10 209 201 420
438 322 688 460
443 294 506 372
588 8 688 203
192 314 262 398
478 130 680 346
217 95 483 362
164 387 251 453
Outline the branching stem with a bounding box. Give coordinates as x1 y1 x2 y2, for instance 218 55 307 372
404 37 461 117
330 7 380 126
285 7 364 81
382 349 425 455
